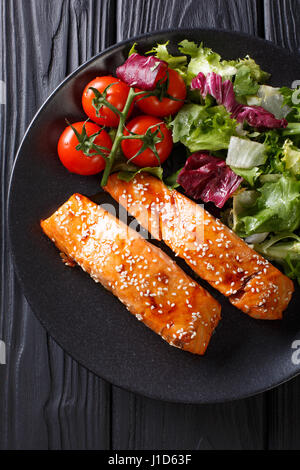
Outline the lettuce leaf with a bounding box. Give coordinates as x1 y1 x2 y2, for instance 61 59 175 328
254 133 300 177
235 56 270 84
146 41 187 79
233 190 259 230
233 57 270 99
247 85 291 119
254 232 300 284
226 136 267 168
280 87 300 149
255 232 300 263
190 71 287 130
255 130 286 174
177 40 270 93
233 175 300 236
178 40 237 84
231 166 261 186
164 168 182 189
233 65 260 97
113 163 163 182
170 103 237 152
282 139 300 175
280 86 300 121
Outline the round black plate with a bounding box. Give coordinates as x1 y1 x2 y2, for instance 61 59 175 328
8 28 300 403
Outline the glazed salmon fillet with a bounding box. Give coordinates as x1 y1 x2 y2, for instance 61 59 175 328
41 194 221 354
105 173 294 320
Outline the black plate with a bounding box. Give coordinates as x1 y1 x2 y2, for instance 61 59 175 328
8 28 300 403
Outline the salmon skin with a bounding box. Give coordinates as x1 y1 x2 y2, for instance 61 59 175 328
41 194 221 355
105 173 294 320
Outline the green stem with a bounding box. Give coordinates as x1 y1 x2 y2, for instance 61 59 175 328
282 123 300 136
101 87 137 186
167 56 186 66
121 134 146 140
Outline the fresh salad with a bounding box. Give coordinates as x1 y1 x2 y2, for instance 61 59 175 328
57 39 300 285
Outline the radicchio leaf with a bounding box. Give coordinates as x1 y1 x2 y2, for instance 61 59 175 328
191 71 287 129
230 104 288 129
116 53 168 90
177 152 243 208
191 72 236 112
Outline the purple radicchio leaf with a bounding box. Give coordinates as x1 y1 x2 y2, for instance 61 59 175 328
116 53 168 90
177 152 243 208
191 71 288 129
191 72 236 112
230 104 288 129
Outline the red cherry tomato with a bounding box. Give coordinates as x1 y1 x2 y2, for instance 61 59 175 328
121 115 173 167
57 121 112 175
82 76 133 127
136 68 186 117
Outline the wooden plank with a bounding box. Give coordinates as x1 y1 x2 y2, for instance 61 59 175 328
116 0 264 41
264 0 300 52
112 390 265 450
265 378 300 450
264 0 300 450
0 0 115 450
112 0 266 451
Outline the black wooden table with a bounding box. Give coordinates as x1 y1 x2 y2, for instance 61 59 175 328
1 0 300 450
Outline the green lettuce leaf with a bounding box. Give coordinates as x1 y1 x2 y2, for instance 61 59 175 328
235 56 270 84
114 163 163 182
282 139 300 175
280 86 300 145
253 129 286 174
246 85 291 118
163 168 182 189
233 57 270 99
178 40 237 84
177 40 270 91
147 41 187 67
231 166 262 186
128 42 138 56
226 136 267 168
284 255 300 284
280 86 300 121
233 175 300 236
255 232 300 263
233 65 260 97
146 41 188 79
259 174 281 184
254 232 300 284
170 103 237 152
233 190 259 230
280 86 300 146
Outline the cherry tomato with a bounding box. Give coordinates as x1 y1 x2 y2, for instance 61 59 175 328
82 76 133 127
57 121 112 175
121 115 173 167
136 68 186 117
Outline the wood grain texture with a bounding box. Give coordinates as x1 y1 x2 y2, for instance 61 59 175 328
0 0 115 450
264 0 300 52
1 0 300 450
116 0 264 41
112 391 265 450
